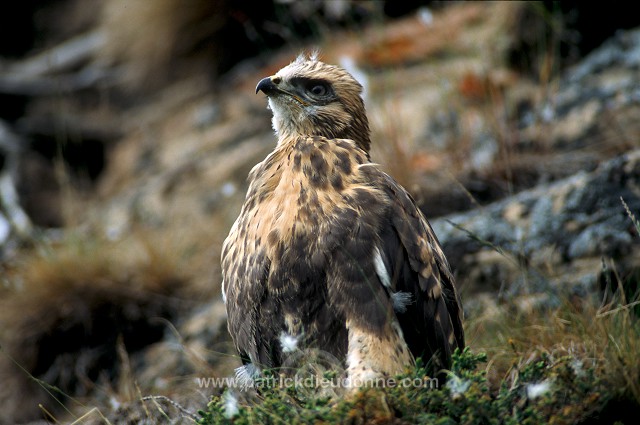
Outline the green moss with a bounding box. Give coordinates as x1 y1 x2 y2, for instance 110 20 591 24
197 348 631 424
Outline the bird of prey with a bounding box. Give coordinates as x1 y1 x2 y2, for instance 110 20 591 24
221 52 464 388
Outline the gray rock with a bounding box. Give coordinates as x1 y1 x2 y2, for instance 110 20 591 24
434 149 640 297
0 120 32 255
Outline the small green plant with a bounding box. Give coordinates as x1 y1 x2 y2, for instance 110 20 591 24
197 344 631 424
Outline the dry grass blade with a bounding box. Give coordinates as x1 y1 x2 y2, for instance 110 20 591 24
621 196 640 237
0 230 192 423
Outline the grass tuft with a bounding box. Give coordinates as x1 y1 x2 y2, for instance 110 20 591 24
0 230 192 423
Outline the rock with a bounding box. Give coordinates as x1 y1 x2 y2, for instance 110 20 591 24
433 149 640 303
416 27 640 218
0 120 32 255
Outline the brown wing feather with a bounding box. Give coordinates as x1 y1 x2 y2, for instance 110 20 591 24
361 165 465 374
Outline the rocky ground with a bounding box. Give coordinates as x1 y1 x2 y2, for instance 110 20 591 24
1 1 639 423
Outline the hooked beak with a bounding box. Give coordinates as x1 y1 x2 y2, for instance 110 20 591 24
256 77 278 95
255 76 309 106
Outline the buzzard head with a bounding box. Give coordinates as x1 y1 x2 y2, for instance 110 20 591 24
256 52 371 153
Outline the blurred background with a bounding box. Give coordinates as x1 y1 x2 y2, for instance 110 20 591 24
1 1 639 423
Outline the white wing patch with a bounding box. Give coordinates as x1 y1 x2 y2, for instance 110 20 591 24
373 247 391 288
374 247 412 312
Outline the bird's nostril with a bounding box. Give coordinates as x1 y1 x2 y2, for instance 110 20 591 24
272 77 281 85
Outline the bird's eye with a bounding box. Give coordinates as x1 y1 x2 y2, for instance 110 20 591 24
310 84 328 96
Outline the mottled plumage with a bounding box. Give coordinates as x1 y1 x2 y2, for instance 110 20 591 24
221 53 464 387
